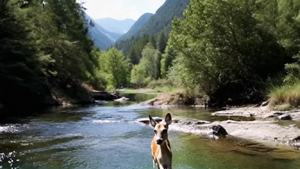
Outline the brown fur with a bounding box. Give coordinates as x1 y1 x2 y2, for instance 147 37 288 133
149 114 172 169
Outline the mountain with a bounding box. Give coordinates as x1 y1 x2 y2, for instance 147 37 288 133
116 0 189 63
118 0 189 42
137 0 189 36
119 13 153 41
96 18 135 35
85 15 122 49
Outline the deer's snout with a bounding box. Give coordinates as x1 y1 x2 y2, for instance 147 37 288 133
156 138 163 145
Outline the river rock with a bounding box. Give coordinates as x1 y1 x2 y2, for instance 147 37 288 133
278 114 292 120
195 121 210 125
261 100 269 107
290 136 300 149
114 97 129 103
211 125 228 138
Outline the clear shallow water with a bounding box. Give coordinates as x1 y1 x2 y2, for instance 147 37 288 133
0 104 300 169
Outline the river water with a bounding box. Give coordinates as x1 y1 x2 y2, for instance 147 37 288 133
1 99 300 169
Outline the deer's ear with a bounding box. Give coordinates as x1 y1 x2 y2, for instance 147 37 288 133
165 113 172 125
149 115 157 127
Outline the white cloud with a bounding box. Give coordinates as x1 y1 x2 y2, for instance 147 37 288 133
80 0 165 20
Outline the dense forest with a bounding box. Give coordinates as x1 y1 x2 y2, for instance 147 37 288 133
1 0 300 116
0 0 103 114
116 0 300 107
167 0 300 107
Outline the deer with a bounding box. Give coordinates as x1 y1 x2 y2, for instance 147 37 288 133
149 113 172 169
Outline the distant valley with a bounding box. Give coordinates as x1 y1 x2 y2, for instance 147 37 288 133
85 16 135 49
96 18 135 35
86 0 189 50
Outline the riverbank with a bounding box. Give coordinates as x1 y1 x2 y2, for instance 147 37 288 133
144 92 208 108
139 91 300 150
137 109 300 150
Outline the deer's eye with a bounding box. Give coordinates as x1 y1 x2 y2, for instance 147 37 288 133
154 130 157 134
162 129 167 134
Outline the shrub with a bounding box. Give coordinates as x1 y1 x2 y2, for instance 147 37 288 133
269 81 300 108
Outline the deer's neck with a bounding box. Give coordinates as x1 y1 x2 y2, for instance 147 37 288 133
158 139 171 155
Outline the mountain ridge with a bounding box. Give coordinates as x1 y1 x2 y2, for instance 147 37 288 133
137 0 189 36
119 13 154 41
96 18 135 35
85 14 114 49
117 0 189 42
115 0 189 62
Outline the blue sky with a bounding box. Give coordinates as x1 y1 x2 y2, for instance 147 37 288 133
81 0 166 20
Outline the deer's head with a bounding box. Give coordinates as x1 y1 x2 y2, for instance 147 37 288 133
149 113 172 145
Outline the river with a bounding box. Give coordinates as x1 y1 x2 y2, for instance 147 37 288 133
1 97 300 169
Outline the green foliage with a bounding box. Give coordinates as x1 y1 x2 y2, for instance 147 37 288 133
156 32 168 53
166 0 286 105
130 64 151 87
130 44 161 86
146 79 177 93
116 0 189 64
98 48 130 89
116 35 150 64
255 0 300 60
160 44 176 77
270 81 300 108
141 44 161 80
284 54 300 84
136 0 189 36
0 0 54 111
0 0 101 113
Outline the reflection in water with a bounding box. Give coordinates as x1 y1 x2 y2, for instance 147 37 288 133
0 104 300 169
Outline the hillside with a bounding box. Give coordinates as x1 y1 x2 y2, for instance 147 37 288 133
85 15 126 49
119 13 153 41
116 0 189 63
137 0 189 36
86 18 113 49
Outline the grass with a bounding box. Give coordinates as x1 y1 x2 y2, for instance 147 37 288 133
269 81 300 109
146 79 182 93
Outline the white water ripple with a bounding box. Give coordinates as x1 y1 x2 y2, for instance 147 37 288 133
92 119 121 124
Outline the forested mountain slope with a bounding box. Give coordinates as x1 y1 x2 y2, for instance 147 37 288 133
85 15 114 49
119 13 153 41
116 0 189 63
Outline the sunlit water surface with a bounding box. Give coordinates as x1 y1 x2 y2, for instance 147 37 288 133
1 101 300 169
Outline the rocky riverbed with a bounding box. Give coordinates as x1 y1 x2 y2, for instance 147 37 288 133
137 104 300 150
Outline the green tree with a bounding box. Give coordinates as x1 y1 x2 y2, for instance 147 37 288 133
1 0 102 113
160 45 176 77
167 0 285 105
0 0 53 112
256 0 300 60
130 62 150 87
130 43 161 86
156 32 167 53
99 48 130 89
141 43 161 79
